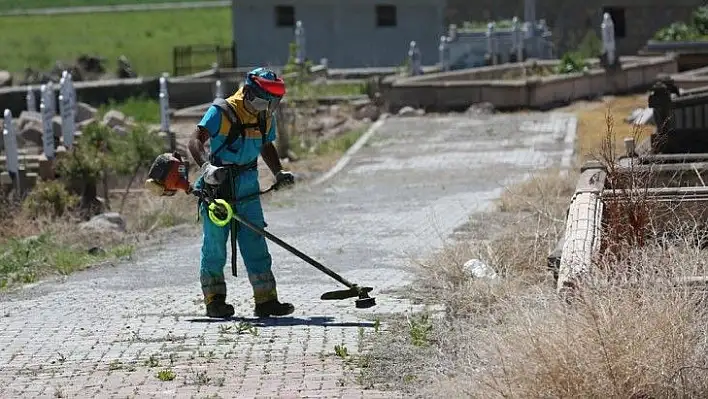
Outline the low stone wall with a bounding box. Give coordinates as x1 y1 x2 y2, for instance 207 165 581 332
0 76 246 116
667 66 708 92
379 55 678 112
640 40 708 72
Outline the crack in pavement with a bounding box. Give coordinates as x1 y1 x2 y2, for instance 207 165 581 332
0 112 576 398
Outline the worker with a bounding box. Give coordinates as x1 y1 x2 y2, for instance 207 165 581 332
187 67 295 319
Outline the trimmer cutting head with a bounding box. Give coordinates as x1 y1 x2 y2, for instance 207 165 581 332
320 285 376 308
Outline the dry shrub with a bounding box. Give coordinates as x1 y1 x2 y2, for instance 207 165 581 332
473 245 708 399
362 109 708 397
492 168 577 275
121 190 197 234
364 214 708 399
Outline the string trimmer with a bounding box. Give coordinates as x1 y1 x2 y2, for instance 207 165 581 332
144 152 376 309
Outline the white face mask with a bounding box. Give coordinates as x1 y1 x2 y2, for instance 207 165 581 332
247 97 270 112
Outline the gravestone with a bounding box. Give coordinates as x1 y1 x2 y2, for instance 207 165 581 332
408 41 423 76
295 20 306 65
601 12 619 69
439 35 450 71
3 109 20 194
26 87 37 112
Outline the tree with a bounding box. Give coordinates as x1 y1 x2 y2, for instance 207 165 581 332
55 121 116 219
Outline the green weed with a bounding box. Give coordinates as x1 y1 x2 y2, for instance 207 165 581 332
156 368 176 381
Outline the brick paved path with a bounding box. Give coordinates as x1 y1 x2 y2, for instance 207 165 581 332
0 112 575 398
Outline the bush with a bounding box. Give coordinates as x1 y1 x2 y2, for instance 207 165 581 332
654 22 700 41
555 52 589 74
22 179 78 219
653 6 708 41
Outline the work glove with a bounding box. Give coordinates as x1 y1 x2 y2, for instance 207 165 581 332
275 170 295 190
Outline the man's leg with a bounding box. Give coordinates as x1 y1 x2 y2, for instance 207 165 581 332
235 172 294 317
199 202 235 318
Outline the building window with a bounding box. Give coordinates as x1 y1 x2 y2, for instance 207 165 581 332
275 5 295 27
602 7 626 38
376 5 397 27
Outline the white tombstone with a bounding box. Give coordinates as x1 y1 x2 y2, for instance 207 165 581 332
408 41 422 76
40 100 54 160
448 24 458 42
214 79 223 99
438 35 450 71
159 75 170 132
3 109 20 192
601 12 617 66
294 20 306 64
46 81 56 116
159 74 175 151
26 87 37 112
65 71 77 111
512 17 524 62
486 22 497 65
59 77 75 149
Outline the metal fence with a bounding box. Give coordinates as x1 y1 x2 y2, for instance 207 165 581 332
172 43 236 76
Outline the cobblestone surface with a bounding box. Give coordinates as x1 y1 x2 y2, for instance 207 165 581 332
0 112 575 398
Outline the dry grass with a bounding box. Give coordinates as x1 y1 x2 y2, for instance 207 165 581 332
358 110 708 398
569 94 651 161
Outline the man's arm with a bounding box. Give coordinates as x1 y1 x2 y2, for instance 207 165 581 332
188 105 222 167
187 126 209 167
260 114 284 176
261 141 283 176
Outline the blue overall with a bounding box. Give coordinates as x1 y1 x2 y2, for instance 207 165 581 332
194 88 279 305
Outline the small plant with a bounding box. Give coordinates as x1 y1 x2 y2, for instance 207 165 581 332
22 179 79 219
555 52 588 75
334 343 349 359
407 313 432 347
144 353 159 368
236 321 259 336
156 368 176 381
108 359 123 370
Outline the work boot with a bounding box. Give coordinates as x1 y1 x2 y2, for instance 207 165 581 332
254 299 295 318
205 294 235 318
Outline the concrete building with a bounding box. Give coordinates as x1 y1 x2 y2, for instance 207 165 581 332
446 0 706 56
231 0 446 69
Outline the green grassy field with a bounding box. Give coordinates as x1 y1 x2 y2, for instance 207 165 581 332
0 0 219 12
0 7 231 77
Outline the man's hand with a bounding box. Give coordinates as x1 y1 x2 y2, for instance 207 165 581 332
188 126 210 167
275 170 295 189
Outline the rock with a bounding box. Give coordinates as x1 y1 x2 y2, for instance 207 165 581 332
0 71 11 87
52 115 63 138
20 121 44 146
18 111 42 130
75 102 97 123
397 106 417 116
77 118 96 131
462 259 498 280
111 124 129 136
356 104 380 121
88 246 106 256
102 110 126 128
465 102 495 115
80 212 126 233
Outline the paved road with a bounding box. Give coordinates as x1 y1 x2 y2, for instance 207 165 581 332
0 112 575 398
0 1 228 17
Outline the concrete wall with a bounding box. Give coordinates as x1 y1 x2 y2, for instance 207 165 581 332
232 0 445 68
445 0 704 56
380 55 678 112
